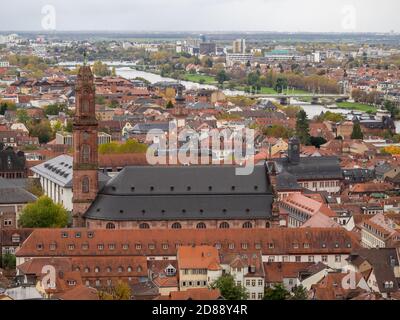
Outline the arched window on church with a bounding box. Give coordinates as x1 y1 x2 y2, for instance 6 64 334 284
82 100 89 113
106 223 115 229
243 221 253 229
219 222 230 229
82 176 89 193
171 222 182 229
196 222 206 229
82 144 90 163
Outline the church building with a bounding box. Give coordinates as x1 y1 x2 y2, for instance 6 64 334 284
72 65 274 230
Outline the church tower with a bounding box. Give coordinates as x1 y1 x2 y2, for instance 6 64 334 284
72 64 98 227
288 136 300 165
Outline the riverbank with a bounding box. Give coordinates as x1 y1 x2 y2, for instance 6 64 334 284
336 102 377 113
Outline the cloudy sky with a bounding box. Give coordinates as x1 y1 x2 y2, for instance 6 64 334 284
0 0 399 33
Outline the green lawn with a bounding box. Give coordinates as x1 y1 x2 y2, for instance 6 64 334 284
337 102 377 113
259 87 278 94
183 73 216 85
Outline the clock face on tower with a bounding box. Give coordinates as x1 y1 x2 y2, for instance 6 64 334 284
293 145 298 150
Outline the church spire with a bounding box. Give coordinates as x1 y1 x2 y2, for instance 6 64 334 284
72 64 99 227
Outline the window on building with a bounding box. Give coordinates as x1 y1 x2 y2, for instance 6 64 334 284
196 222 206 229
82 176 89 193
258 279 263 286
135 244 142 250
219 222 230 229
171 222 182 229
162 243 169 250
106 223 115 230
335 255 341 263
82 144 91 163
95 267 100 273
139 223 150 229
295 256 301 262
243 221 253 229
97 244 104 250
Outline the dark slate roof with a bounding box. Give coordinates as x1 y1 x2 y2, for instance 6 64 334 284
275 171 301 191
273 156 343 181
130 122 171 134
85 165 273 221
347 248 399 293
0 178 37 204
31 155 110 188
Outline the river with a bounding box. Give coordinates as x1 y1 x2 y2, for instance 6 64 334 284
59 62 400 132
115 67 245 96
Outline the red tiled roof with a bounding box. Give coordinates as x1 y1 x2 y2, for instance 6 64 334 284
16 228 359 258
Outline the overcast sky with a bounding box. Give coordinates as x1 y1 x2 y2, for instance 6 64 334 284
0 0 399 33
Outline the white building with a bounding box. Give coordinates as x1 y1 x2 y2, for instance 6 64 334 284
31 155 110 211
226 53 254 67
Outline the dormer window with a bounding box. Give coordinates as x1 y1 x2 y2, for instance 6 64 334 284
165 265 176 276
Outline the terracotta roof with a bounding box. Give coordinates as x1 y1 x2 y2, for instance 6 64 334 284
311 272 367 300
301 213 341 228
282 193 337 218
177 246 220 270
56 285 99 300
16 228 359 258
264 262 314 283
350 182 394 194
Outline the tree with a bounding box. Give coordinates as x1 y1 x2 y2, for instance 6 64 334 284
92 61 111 77
216 69 229 87
210 274 248 300
351 122 364 140
0 101 16 115
275 77 288 93
44 104 66 116
310 136 327 148
18 196 69 228
99 281 132 300
296 110 311 145
16 109 29 124
263 283 290 300
1 253 16 270
290 285 308 300
98 139 148 154
29 120 54 143
316 111 345 123
166 100 174 109
384 100 399 118
113 281 132 300
263 125 294 139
